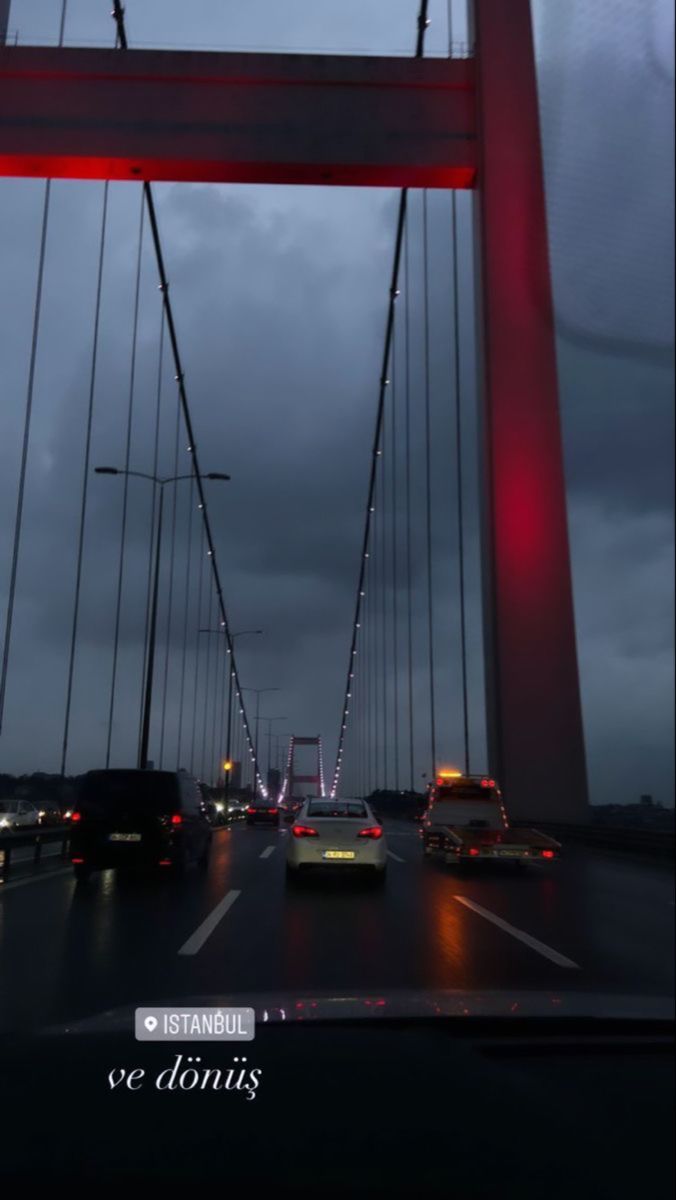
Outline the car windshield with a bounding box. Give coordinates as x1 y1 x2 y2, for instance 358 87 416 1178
77 771 179 817
306 801 367 818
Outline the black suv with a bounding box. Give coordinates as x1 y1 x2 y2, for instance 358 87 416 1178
69 769 212 881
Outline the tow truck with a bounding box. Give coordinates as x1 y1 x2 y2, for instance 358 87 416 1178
420 771 560 866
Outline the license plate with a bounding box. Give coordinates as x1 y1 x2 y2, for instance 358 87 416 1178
323 850 355 861
109 832 142 843
494 848 523 857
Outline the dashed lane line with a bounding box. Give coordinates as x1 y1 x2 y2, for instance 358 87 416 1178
387 850 405 863
260 845 276 859
178 889 242 956
453 895 580 969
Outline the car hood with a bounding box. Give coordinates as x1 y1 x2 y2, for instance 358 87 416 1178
44 989 674 1035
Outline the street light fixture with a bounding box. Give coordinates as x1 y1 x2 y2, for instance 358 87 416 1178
95 465 231 770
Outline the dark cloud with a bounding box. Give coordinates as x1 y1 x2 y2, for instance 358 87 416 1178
0 0 672 808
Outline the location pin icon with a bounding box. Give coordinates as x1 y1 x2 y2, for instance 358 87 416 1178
144 1015 158 1032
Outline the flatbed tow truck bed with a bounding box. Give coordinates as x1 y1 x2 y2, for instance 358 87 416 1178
423 824 560 862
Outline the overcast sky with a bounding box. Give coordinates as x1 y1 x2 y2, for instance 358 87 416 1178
0 0 673 807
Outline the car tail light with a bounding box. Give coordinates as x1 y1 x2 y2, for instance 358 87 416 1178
292 824 319 838
159 859 172 866
267 808 277 815
246 806 256 815
170 813 182 826
71 857 85 864
70 811 82 823
358 826 383 839
541 848 555 859
468 846 480 857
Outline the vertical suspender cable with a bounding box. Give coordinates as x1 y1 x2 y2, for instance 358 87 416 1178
0 0 69 741
422 191 437 779
200 585 214 779
138 305 164 762
390 319 400 792
380 413 388 790
176 475 195 770
449 2 471 776
452 192 470 777
189 523 206 774
210 627 222 786
105 192 145 767
404 226 415 793
59 180 109 775
159 380 181 767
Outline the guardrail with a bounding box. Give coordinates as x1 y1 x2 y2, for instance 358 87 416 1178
514 821 675 861
0 825 71 879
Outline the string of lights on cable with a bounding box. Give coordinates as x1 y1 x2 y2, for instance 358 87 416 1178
329 0 431 800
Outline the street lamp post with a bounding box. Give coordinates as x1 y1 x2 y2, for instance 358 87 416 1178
96 466 230 770
199 628 262 797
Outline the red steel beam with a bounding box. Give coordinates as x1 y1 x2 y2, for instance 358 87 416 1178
0 46 476 187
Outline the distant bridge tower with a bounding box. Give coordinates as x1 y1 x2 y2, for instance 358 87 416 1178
285 736 324 800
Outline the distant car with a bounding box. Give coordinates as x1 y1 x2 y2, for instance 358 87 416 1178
279 799 302 824
38 799 66 826
0 799 41 830
286 797 387 883
246 799 280 827
69 769 212 882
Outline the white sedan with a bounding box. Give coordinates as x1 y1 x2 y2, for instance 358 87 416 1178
0 799 41 830
286 797 387 883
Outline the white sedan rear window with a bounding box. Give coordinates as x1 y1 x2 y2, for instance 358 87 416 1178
307 801 366 819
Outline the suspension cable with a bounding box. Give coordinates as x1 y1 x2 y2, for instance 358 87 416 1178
404 224 415 793
138 303 164 763
0 0 70 742
330 1 430 797
390 317 400 792
449 2 471 776
105 190 145 767
111 0 262 792
158 375 182 767
422 191 438 779
59 179 109 775
189 523 206 775
176 475 195 769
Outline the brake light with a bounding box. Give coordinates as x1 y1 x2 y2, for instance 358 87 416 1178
292 825 319 838
267 808 277 814
468 847 480 857
71 857 85 864
170 813 182 826
246 806 256 814
358 826 383 839
70 811 82 823
541 849 555 859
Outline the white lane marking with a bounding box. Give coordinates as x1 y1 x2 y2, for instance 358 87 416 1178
387 850 405 863
178 889 241 956
453 895 580 969
260 845 276 859
0 867 71 894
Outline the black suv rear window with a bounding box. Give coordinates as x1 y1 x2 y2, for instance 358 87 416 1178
78 771 180 817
